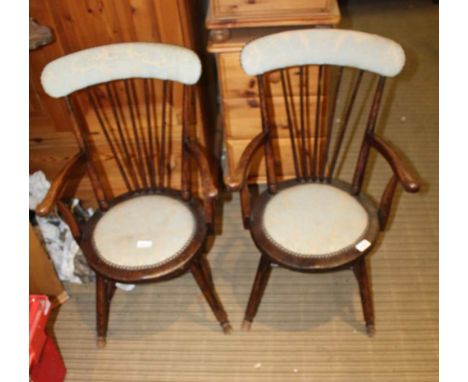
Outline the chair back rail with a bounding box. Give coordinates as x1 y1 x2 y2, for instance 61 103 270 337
241 29 405 77
41 42 201 97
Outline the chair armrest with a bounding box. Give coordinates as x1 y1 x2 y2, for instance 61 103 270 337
224 131 267 191
368 134 420 193
184 139 218 199
36 151 87 216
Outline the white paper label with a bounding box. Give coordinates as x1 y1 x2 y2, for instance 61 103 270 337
355 239 371 252
136 240 153 249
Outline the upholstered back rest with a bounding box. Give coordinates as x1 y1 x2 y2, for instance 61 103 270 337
41 42 201 97
40 43 201 198
241 29 405 77
240 29 404 193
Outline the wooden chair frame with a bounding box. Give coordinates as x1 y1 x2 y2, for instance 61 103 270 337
227 64 420 335
36 75 231 347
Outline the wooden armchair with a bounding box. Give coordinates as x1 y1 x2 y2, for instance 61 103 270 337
37 43 231 347
226 29 420 335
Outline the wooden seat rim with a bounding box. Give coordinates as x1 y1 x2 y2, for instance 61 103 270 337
249 178 380 271
79 188 208 282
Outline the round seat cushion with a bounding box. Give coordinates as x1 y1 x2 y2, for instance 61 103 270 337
262 183 369 256
92 194 196 270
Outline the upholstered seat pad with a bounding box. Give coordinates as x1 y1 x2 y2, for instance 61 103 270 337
93 195 196 269
262 184 369 256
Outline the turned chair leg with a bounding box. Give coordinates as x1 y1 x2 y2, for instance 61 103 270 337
199 253 216 290
96 274 114 348
107 279 117 302
353 256 375 337
242 254 272 331
191 256 232 334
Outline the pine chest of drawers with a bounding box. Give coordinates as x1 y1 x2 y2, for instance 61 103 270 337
206 0 341 184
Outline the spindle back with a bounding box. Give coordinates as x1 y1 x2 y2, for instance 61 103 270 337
241 29 405 194
41 43 202 208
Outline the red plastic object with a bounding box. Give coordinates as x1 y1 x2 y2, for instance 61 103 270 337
29 295 66 382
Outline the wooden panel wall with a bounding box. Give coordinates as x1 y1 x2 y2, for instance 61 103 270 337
30 0 210 207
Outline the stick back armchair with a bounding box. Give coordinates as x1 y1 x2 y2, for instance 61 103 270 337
227 29 420 335
37 43 231 347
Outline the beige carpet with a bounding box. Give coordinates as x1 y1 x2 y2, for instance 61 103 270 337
50 1 438 380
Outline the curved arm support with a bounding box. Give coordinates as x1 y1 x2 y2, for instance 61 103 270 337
225 131 267 192
184 139 218 200
56 200 82 241
36 151 87 216
368 134 420 193
378 174 398 230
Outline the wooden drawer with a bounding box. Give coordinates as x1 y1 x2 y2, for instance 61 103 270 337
211 0 330 18
219 52 320 100
223 95 326 140
206 0 340 29
226 137 326 183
